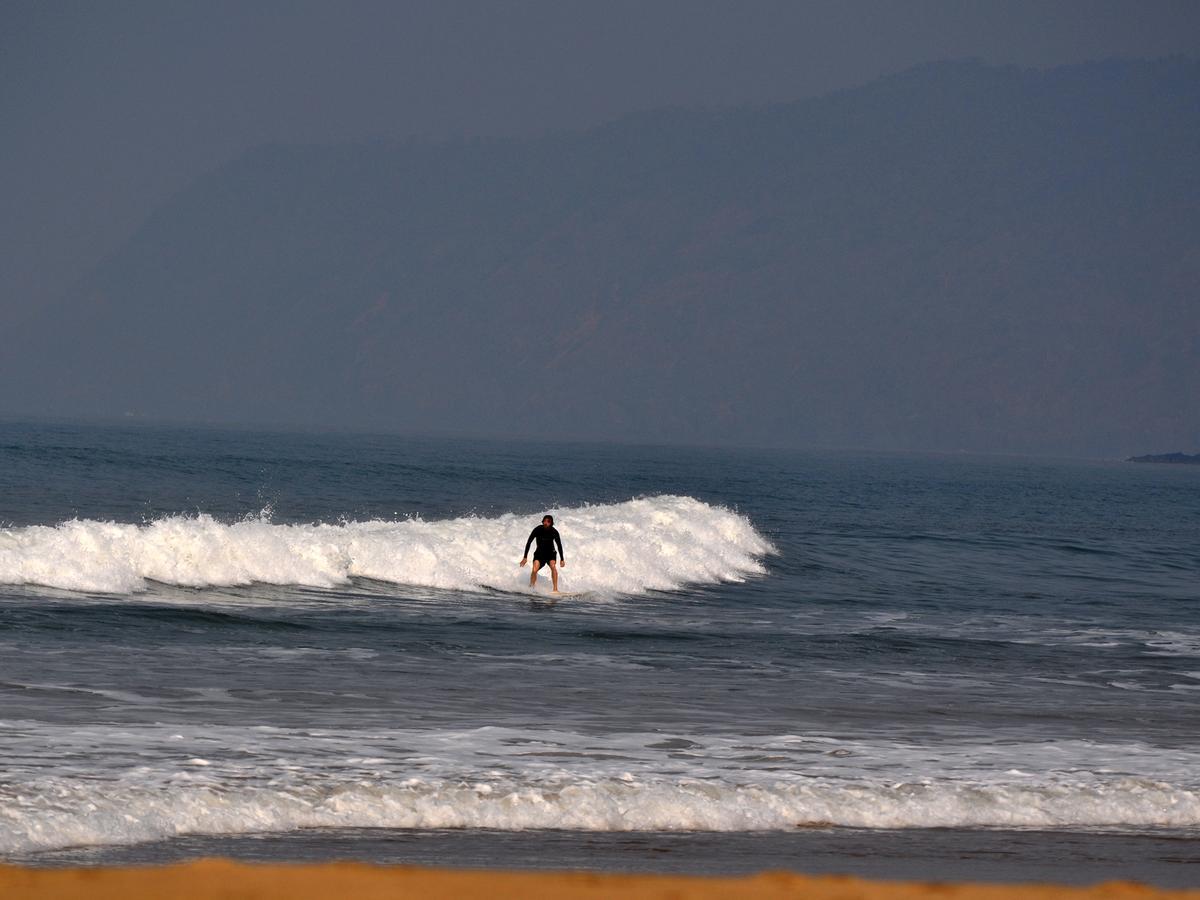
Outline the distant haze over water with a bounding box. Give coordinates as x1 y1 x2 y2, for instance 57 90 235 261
2 58 1198 456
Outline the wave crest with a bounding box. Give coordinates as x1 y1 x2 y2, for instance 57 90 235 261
0 496 773 595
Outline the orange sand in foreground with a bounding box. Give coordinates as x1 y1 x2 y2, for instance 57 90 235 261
2 861 1198 900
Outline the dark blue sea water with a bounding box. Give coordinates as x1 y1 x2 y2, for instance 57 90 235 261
1 420 1198 882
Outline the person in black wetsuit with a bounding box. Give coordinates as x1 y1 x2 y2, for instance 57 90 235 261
520 515 565 592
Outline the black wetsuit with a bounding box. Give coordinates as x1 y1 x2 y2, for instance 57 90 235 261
523 525 564 564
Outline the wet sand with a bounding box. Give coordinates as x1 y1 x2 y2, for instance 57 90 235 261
3 861 1200 900
15 827 1200 888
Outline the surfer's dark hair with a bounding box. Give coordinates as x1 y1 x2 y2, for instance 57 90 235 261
543 514 554 525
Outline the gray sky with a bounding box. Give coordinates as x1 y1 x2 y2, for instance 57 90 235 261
3 0 1199 330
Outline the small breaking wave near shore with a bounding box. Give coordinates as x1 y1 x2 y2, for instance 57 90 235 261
6 723 1198 855
0 496 772 596
5 774 1199 855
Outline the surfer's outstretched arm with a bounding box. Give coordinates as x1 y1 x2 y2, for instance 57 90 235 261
520 528 537 566
555 530 565 567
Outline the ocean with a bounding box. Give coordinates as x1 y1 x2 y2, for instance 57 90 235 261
1 420 1198 885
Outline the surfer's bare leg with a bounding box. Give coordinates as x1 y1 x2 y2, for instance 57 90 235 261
548 559 559 592
529 560 542 587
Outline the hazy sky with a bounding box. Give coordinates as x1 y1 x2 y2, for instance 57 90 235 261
3 0 1199 329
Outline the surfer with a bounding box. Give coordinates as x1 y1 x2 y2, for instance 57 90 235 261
520 515 565 592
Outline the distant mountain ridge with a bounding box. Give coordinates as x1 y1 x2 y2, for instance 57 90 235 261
4 58 1198 455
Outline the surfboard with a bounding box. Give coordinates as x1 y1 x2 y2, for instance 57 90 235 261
487 586 590 599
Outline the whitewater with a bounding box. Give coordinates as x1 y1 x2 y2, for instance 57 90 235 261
0 496 772 595
4 722 1200 855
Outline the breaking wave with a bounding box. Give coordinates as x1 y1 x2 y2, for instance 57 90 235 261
0 495 772 595
4 722 1198 854
4 774 1198 855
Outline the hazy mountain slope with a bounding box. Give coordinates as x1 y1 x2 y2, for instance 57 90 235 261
4 58 1197 455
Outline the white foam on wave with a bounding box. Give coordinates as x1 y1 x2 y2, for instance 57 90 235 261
4 722 1200 854
0 495 772 595
3 772 1199 855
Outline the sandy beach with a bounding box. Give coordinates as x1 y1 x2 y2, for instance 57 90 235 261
2 861 1199 900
